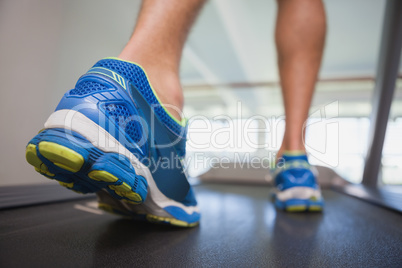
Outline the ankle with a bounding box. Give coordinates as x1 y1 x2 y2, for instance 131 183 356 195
147 67 184 121
117 56 184 122
277 144 306 160
152 71 184 120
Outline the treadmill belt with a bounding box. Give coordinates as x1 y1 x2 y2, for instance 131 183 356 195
1 183 401 267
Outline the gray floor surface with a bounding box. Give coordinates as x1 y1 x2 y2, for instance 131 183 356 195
1 183 401 267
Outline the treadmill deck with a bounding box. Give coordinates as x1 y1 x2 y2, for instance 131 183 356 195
1 183 401 267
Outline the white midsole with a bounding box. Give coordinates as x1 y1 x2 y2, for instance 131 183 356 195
275 187 322 202
44 109 199 216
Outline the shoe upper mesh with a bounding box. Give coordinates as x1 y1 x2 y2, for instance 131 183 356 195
70 81 108 96
102 103 143 145
93 59 184 137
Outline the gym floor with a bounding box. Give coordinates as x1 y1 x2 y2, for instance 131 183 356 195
1 183 401 267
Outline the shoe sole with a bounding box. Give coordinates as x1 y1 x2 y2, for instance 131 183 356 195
275 198 324 212
274 187 324 212
96 191 199 227
97 202 198 227
26 128 147 204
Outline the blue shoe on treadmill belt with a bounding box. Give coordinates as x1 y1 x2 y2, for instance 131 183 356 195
25 57 200 227
273 152 324 212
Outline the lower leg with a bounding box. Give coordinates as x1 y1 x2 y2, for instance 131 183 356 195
118 0 206 121
275 0 326 157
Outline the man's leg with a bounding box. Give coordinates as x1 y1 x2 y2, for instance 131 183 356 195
119 0 206 121
273 0 326 212
275 0 326 156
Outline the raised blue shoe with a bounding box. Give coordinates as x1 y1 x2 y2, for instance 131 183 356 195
273 152 324 212
25 57 200 227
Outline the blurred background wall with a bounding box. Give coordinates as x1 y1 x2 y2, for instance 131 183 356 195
0 0 400 186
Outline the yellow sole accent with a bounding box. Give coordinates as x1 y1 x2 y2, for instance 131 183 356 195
146 214 199 228
309 205 323 212
286 205 307 212
109 182 131 192
59 181 74 189
89 171 142 203
88 170 119 183
116 192 142 203
26 144 42 169
38 141 84 173
26 144 55 177
112 188 142 202
123 192 142 202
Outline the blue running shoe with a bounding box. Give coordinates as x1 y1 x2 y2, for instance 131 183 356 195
273 152 324 212
25 57 200 227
